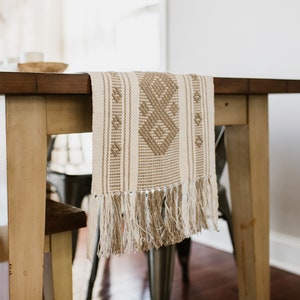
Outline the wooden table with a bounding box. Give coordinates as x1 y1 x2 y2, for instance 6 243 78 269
1 72 300 299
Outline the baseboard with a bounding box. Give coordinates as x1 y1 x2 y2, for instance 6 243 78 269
270 231 300 275
192 222 300 276
192 220 234 253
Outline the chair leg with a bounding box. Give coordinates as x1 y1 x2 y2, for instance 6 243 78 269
43 253 54 300
176 238 191 283
65 175 91 260
218 184 235 254
175 185 235 285
147 245 176 300
86 235 100 300
51 231 73 300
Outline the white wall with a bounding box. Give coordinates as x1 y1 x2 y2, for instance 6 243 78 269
167 0 300 274
0 0 63 61
167 0 300 79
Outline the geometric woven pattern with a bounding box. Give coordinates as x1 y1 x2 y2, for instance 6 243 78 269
88 71 218 258
139 73 179 155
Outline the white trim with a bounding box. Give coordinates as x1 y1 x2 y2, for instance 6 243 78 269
192 219 234 254
193 225 300 276
270 231 300 276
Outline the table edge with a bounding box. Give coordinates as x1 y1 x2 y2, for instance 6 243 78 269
1 72 300 95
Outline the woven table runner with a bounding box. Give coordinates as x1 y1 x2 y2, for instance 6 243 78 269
88 72 218 258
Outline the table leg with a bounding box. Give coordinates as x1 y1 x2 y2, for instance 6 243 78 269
226 95 269 299
6 96 47 299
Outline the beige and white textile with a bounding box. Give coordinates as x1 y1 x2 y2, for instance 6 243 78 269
88 72 218 258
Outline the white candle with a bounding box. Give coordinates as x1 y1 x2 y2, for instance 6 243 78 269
20 52 44 63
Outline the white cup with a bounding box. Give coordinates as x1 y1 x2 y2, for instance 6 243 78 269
20 52 44 63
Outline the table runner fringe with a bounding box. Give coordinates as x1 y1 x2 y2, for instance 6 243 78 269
94 175 218 257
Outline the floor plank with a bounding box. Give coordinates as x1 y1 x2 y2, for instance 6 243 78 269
73 228 300 300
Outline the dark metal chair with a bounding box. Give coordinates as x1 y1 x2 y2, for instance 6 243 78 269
47 127 234 300
47 135 92 260
147 126 235 299
175 126 235 284
43 199 86 299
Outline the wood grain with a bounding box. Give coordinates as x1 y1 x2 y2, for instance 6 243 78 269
73 228 300 300
6 95 47 299
225 95 269 300
46 95 92 134
1 72 300 95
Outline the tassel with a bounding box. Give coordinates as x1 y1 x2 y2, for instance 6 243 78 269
95 176 218 257
87 195 100 260
111 193 123 254
136 191 149 251
147 190 164 248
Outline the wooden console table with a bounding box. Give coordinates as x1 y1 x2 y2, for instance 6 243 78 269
1 72 300 299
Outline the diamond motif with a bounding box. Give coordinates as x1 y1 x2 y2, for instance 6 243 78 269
140 73 178 107
111 142 121 157
195 136 203 148
112 87 122 103
112 115 121 130
139 73 179 155
154 124 165 140
194 91 201 103
194 113 202 126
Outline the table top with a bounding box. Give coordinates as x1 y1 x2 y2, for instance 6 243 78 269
1 71 300 95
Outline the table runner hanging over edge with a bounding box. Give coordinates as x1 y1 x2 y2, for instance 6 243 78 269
87 72 218 258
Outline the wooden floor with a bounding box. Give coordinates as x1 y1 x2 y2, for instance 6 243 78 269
73 228 300 300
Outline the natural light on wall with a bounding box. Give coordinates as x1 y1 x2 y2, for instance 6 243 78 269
0 0 64 64
0 0 164 193
0 0 163 72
